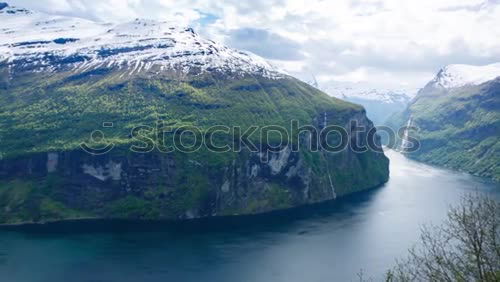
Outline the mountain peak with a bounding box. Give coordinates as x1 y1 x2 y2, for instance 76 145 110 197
0 4 281 79
432 62 500 89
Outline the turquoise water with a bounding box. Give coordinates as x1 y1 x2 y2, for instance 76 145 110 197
0 150 498 282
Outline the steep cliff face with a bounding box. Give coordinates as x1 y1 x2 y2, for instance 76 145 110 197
0 70 388 224
0 138 387 224
0 3 389 224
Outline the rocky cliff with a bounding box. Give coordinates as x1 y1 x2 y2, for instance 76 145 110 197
0 3 389 224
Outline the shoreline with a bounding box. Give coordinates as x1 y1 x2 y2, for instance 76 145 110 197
0 182 387 230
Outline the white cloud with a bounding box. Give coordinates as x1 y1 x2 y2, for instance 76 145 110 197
7 0 500 89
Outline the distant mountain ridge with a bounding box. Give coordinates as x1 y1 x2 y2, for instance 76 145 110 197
305 79 416 125
321 84 416 104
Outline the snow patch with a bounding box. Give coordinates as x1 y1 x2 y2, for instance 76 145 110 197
431 63 500 89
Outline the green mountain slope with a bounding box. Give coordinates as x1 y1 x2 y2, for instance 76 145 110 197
388 77 500 181
0 67 389 224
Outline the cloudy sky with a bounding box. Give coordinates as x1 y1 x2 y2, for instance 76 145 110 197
8 0 500 90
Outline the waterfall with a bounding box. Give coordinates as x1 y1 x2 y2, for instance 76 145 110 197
327 172 337 199
400 116 413 152
322 111 336 199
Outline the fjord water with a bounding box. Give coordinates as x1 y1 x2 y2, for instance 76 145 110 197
0 150 498 282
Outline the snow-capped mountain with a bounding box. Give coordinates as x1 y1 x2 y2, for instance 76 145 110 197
320 83 417 105
303 79 417 124
0 2 281 78
0 4 392 224
301 74 417 105
429 63 500 89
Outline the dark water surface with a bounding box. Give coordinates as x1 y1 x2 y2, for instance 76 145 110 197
0 150 498 282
